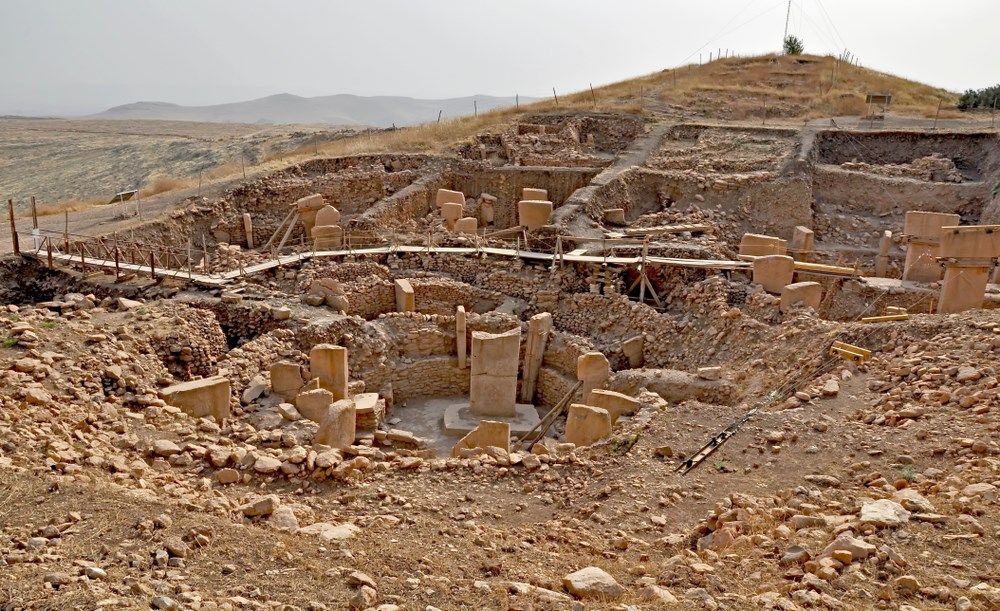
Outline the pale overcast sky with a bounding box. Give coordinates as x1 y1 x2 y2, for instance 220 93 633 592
0 0 997 116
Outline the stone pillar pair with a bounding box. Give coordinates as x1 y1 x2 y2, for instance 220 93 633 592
936 225 1000 314
437 189 478 234
271 345 355 449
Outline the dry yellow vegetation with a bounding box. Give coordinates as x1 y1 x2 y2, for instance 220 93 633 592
37 54 963 212
309 53 960 158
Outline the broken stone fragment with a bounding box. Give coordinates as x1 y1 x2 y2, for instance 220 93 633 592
562 566 624 600
564 404 611 447
239 494 280 517
860 499 910 527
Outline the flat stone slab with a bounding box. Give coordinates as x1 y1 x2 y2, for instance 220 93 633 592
443 403 540 436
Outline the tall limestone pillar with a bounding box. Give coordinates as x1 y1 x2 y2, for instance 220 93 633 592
520 312 552 403
469 327 521 417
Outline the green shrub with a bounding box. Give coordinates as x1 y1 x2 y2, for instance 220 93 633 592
957 84 1000 110
783 35 804 55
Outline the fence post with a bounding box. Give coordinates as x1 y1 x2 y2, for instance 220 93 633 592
6 199 18 255
149 251 156 280
46 239 52 268
30 196 39 251
552 87 558 104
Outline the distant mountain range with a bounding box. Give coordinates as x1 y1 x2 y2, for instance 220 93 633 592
88 93 537 127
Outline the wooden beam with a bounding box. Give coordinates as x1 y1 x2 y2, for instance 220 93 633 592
861 313 909 323
620 223 714 237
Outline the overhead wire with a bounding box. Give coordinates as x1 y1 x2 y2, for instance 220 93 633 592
679 0 789 64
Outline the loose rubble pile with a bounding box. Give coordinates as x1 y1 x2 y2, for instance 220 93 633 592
841 153 967 183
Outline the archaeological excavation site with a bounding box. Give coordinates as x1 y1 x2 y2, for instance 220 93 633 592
2 59 1000 610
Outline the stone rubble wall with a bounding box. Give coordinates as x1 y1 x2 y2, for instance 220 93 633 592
583 167 813 242
143 304 228 380
350 172 447 232
389 355 469 404
535 366 578 410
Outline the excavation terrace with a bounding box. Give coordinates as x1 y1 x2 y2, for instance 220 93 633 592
2 109 1000 609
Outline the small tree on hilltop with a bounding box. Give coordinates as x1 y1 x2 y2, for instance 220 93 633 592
783 35 804 55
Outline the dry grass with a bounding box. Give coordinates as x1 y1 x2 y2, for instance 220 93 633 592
35 197 106 217
140 173 193 198
110 54 962 201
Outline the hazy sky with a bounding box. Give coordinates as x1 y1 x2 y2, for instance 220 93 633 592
1 0 997 116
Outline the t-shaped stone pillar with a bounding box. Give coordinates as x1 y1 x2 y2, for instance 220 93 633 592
902 211 959 282
875 230 892 277
936 224 1000 314
436 189 465 207
752 255 795 294
517 200 553 231
739 233 787 257
310 344 348 401
577 351 610 404
789 226 814 261
470 327 521 417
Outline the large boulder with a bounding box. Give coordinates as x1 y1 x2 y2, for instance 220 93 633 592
562 566 624 600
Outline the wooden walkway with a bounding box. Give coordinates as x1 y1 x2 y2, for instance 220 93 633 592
32 242 859 288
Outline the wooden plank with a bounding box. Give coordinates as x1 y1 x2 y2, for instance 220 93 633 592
794 261 861 276
829 346 868 363
861 313 909 323
620 223 714 237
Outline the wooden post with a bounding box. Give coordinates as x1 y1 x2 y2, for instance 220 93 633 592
30 196 38 230
241 153 247 180
473 99 477 117
437 109 442 123
187 239 193 279
63 211 69 252
590 83 597 107
79 242 86 272
202 234 211 274
762 97 767 125
552 87 558 103
933 99 942 130
149 251 156 280
515 94 519 110
639 239 648 303
46 239 53 268
7 199 18 256
114 241 120 280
